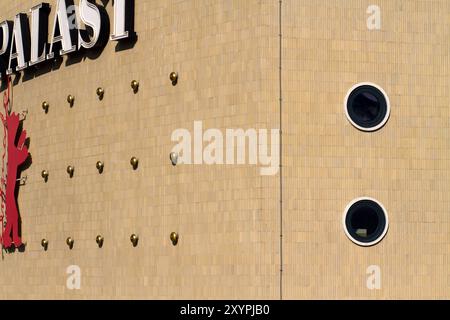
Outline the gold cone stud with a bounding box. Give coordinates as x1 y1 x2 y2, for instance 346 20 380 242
66 237 74 249
42 101 49 113
41 170 49 181
96 87 104 100
170 232 179 246
169 72 178 86
130 234 138 247
96 161 104 173
96 235 104 248
67 165 74 178
41 239 48 250
131 80 139 93
67 94 75 106
130 157 139 170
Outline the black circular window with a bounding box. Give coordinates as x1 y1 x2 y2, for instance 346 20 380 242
345 83 390 131
343 198 388 246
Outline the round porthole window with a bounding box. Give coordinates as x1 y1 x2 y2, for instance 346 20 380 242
343 197 389 246
344 83 390 131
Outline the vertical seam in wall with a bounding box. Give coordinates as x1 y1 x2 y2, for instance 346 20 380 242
278 0 283 301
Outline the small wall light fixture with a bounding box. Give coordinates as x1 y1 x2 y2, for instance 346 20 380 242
41 170 49 182
130 234 139 247
41 238 48 251
42 101 49 113
170 232 179 246
67 95 75 107
130 157 139 170
96 87 104 100
169 152 178 166
96 235 104 248
96 161 104 174
67 165 75 178
169 72 178 86
131 80 139 93
66 237 74 249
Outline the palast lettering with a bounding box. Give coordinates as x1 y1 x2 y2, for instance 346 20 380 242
0 0 135 77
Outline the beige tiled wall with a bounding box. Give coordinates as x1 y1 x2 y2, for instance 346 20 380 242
282 0 450 299
0 0 448 299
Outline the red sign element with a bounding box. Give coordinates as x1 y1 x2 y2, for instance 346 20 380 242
0 77 29 249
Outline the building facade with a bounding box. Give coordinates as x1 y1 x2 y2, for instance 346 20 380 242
0 0 449 299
